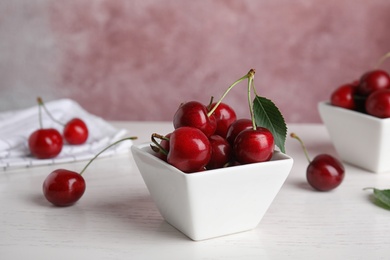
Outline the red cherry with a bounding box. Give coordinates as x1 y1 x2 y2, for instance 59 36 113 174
209 102 237 138
330 83 357 110
357 70 390 96
173 101 217 137
167 126 212 173
206 135 232 169
365 89 390 118
291 133 344 191
225 118 253 145
42 136 137 207
64 118 89 145
233 128 274 164
307 154 345 191
43 169 86 206
28 128 63 159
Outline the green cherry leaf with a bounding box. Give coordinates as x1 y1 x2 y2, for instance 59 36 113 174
364 188 390 208
253 95 287 153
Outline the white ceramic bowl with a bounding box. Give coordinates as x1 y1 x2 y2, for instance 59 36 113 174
318 101 390 173
131 143 293 241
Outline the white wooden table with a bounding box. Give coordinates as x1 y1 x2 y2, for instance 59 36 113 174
1 122 389 259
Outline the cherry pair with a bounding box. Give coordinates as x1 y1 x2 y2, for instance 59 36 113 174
331 52 390 118
28 98 89 159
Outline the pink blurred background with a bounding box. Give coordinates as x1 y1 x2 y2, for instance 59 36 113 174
1 0 390 123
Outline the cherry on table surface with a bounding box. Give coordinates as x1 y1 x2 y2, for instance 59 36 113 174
28 128 63 159
64 118 89 145
290 133 344 191
43 169 86 207
173 101 217 137
167 126 212 173
42 136 137 207
233 127 274 164
307 154 345 191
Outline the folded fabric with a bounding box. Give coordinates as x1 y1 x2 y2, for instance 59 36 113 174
0 99 133 171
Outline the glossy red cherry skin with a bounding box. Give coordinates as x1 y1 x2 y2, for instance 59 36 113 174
331 83 357 110
307 154 345 191
173 101 217 137
226 118 253 145
28 128 63 159
233 128 274 164
357 70 390 96
206 135 232 169
64 118 89 145
43 169 86 206
209 102 237 138
365 89 390 118
167 127 212 173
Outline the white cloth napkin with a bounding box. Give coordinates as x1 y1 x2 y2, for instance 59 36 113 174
0 99 133 171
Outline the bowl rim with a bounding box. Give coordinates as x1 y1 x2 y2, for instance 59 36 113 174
131 142 294 178
318 101 390 123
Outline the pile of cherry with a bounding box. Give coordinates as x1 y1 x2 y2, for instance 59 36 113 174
28 97 89 159
330 54 390 118
151 101 274 173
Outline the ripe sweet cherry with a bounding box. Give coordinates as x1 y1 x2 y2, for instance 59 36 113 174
225 118 253 145
232 70 275 164
208 102 237 138
206 135 232 169
330 83 357 110
357 70 390 96
291 133 344 191
365 89 390 118
166 126 212 173
29 128 63 159
63 118 89 145
173 101 217 137
43 136 137 206
43 169 86 207
28 98 63 159
234 128 274 164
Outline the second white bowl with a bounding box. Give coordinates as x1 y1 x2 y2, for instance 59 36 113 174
318 101 390 173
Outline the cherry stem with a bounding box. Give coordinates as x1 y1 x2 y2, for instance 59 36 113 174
247 70 257 130
79 136 137 175
37 97 65 126
290 133 311 163
206 96 214 110
151 133 169 155
374 51 390 69
37 101 43 129
207 70 253 117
